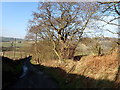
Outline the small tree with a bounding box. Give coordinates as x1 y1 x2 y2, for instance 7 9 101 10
94 42 103 56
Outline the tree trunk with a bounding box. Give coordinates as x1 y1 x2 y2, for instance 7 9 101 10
60 40 67 59
60 40 76 59
52 40 61 62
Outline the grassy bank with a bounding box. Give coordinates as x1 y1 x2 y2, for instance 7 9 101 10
31 51 119 88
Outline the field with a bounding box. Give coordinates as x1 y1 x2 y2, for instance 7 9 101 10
1 41 33 59
1 51 29 59
0 41 31 47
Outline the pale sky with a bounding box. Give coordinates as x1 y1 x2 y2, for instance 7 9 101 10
2 2 38 39
1 1 119 39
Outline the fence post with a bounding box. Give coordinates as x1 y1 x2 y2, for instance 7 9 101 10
13 38 16 59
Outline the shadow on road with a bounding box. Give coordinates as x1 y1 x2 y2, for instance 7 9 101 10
33 64 120 88
1 56 120 89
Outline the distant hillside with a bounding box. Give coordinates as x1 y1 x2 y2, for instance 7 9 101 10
0 37 24 42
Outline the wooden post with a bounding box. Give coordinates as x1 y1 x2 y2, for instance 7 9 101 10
3 51 5 57
13 38 16 59
20 48 22 58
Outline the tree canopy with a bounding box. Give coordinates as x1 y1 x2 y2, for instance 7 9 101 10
26 2 119 60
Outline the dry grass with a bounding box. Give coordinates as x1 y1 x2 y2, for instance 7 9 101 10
74 53 118 81
39 51 118 82
1 51 29 60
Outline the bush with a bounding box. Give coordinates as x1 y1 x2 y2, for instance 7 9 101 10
30 40 58 63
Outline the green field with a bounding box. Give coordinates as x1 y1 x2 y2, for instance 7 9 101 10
0 42 32 47
1 51 28 59
1 41 33 59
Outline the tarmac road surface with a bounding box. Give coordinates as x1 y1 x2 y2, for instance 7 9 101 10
11 56 59 88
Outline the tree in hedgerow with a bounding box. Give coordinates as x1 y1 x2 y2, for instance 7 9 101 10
26 2 100 61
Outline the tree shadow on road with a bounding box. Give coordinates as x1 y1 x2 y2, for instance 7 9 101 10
33 64 119 88
2 56 120 89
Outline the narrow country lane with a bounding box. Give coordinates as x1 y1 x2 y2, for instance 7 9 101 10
11 56 59 88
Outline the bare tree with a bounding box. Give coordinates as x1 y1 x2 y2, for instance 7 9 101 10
97 1 120 84
26 2 100 61
95 1 120 40
97 1 120 26
26 25 40 62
